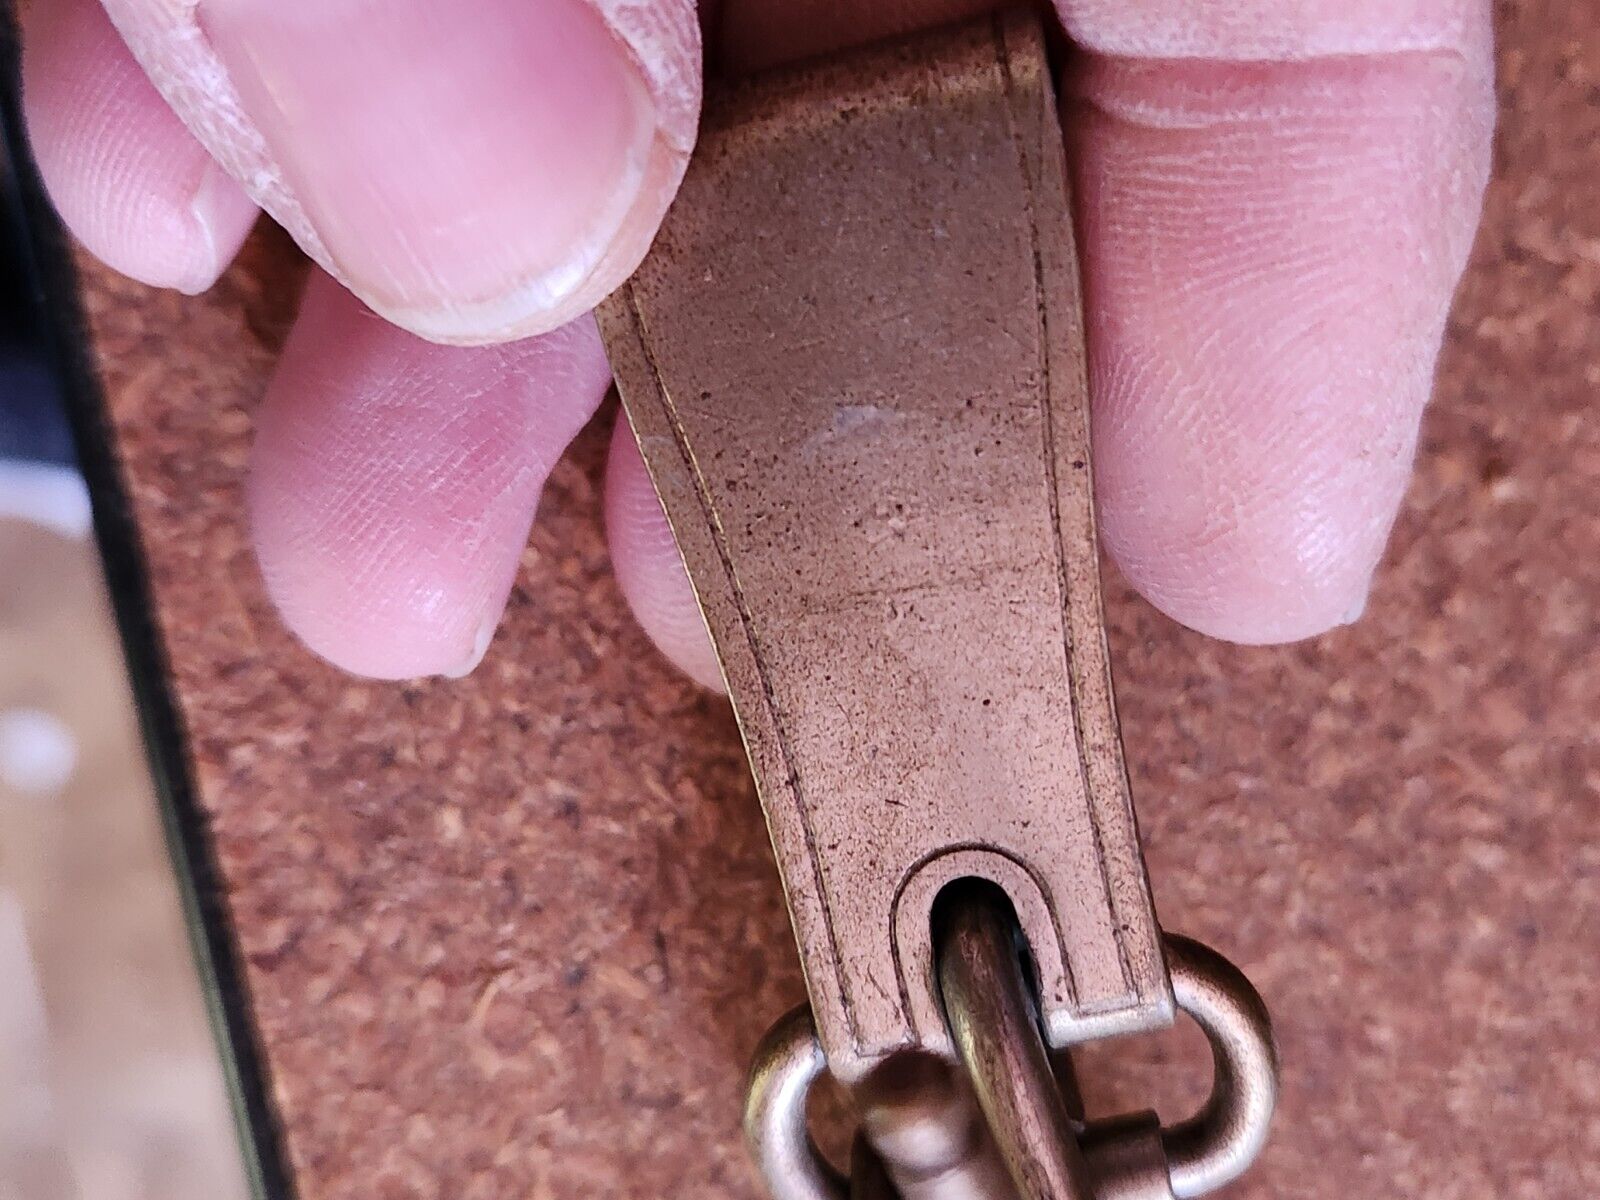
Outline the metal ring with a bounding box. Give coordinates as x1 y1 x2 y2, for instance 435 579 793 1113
744 1004 849 1200
743 908 1277 1200
1158 935 1278 1198
938 889 1097 1200
936 891 1277 1200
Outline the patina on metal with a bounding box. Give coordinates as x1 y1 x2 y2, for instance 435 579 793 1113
597 10 1278 1199
853 1050 1017 1200
940 887 1278 1200
938 887 1098 1200
744 886 1277 1200
599 5 1168 1090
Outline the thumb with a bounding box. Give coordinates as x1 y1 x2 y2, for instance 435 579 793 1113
101 0 700 345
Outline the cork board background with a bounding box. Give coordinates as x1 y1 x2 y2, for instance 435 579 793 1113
80 1 1596 1196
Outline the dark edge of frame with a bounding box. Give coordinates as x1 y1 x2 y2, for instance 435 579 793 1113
0 8 296 1199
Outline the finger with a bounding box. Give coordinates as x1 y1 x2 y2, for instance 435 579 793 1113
248 272 612 679
1061 0 1494 642
101 0 700 345
603 420 725 692
21 0 257 295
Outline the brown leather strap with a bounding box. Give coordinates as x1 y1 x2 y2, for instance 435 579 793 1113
598 12 1171 1083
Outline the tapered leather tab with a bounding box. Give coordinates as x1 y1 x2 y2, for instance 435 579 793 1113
598 12 1172 1083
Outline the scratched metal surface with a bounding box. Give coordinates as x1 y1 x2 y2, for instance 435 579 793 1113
601 16 1172 1082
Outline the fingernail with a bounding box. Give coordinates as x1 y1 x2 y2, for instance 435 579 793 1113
1338 582 1372 627
199 0 658 340
440 614 497 680
178 159 257 295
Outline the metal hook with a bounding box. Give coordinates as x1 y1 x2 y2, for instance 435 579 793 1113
744 895 1277 1200
939 891 1278 1200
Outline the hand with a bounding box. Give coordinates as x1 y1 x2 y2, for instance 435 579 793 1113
23 0 1493 686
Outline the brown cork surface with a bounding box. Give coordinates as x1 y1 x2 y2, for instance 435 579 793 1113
82 1 1596 1197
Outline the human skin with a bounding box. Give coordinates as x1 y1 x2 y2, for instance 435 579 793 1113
21 0 1494 687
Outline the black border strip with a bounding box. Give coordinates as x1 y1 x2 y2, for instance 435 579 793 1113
0 8 295 1198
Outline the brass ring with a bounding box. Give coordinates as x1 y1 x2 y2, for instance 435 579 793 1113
937 890 1097 1200
1157 935 1278 1198
939 890 1278 1200
744 1005 849 1200
744 898 1277 1200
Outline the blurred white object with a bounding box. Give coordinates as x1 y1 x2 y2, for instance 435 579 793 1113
0 708 78 797
0 462 90 540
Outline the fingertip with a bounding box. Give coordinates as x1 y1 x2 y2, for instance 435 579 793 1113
188 0 701 344
249 275 613 679
603 419 725 692
23 0 257 294
175 159 260 295
1070 48 1489 646
1102 498 1385 646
